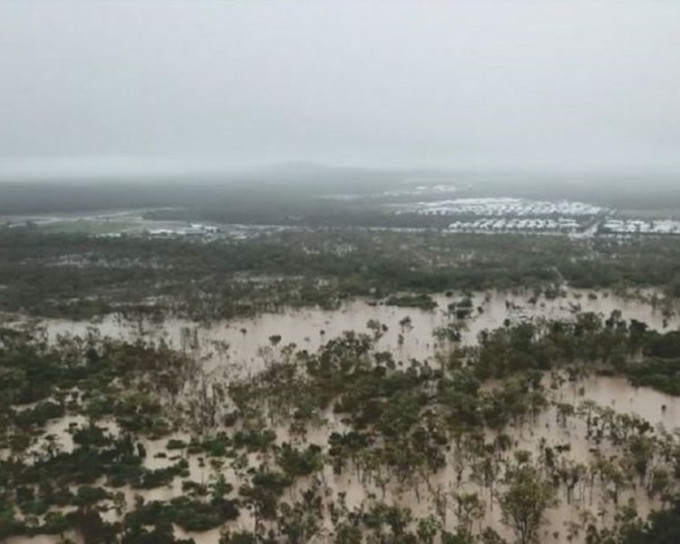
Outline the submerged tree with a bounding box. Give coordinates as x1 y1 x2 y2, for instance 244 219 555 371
499 458 556 544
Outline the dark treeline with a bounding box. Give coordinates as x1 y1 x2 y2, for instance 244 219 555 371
0 228 679 320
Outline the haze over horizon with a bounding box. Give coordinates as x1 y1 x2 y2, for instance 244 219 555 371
1 1 680 181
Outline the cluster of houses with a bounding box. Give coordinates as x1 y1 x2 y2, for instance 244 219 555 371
600 219 680 236
408 197 605 217
447 217 584 234
145 223 305 241
443 213 680 237
146 223 220 238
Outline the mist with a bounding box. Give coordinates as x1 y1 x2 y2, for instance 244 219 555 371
1 0 680 181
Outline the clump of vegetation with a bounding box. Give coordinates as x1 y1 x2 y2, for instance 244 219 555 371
627 358 680 395
385 293 438 310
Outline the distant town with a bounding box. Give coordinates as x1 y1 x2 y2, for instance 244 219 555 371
404 197 605 217
401 197 680 237
138 199 680 239
4 195 680 240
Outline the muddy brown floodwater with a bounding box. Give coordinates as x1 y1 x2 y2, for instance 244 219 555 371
5 288 680 544
35 288 680 376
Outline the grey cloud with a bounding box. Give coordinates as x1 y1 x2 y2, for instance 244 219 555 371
1 0 679 179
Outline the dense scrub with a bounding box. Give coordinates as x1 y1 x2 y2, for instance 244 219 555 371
1 228 680 321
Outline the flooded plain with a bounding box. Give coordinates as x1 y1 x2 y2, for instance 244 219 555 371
5 288 680 544
29 288 680 376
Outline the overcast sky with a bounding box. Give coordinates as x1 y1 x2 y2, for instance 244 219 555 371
1 0 679 179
